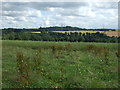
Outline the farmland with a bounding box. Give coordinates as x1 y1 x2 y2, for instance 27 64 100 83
104 31 120 37
32 31 105 34
52 31 105 34
2 40 119 88
2 27 119 43
32 31 120 37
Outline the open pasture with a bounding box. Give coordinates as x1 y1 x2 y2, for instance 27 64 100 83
2 40 119 88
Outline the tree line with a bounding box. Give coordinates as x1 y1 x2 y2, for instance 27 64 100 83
2 31 119 43
2 26 116 34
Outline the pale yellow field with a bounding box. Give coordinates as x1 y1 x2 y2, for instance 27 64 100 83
52 31 104 33
32 31 104 34
31 31 119 37
32 32 41 33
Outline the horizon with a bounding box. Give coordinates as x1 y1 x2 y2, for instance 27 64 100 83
1 25 117 30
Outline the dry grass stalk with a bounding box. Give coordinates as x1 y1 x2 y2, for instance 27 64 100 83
16 51 30 88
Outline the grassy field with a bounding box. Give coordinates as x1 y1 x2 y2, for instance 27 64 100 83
2 40 119 88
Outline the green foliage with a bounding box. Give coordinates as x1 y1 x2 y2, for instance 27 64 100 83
2 40 118 88
2 31 119 43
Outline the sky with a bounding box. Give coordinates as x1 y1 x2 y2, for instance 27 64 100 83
0 1 118 29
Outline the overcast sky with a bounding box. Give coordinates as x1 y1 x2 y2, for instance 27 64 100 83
1 1 118 29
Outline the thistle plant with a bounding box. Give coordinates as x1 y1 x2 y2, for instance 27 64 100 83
115 49 120 59
86 45 110 65
101 47 110 65
16 51 30 88
51 45 61 58
51 45 57 55
66 44 72 55
34 51 42 73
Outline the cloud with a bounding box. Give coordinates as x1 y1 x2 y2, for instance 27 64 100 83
2 11 27 17
92 2 118 9
1 2 118 29
2 2 29 11
2 9 41 18
2 2 88 11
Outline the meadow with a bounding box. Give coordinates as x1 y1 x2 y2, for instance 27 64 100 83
2 40 119 88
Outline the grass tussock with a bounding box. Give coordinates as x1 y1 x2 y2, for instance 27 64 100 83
86 45 111 64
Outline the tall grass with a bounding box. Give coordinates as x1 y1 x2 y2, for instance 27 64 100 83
16 51 30 88
86 45 111 64
2 40 119 88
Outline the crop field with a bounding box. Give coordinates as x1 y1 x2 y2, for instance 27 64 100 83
2 40 119 88
31 31 104 34
52 31 120 37
104 31 120 37
52 31 105 34
32 31 120 37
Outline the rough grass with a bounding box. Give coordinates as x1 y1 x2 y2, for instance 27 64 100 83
2 40 119 88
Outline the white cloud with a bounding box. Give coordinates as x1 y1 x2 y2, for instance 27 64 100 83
1 2 118 29
27 9 41 17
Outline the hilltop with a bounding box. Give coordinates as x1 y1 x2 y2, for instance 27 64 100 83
2 26 116 34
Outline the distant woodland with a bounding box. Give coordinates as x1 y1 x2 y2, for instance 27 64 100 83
2 26 119 43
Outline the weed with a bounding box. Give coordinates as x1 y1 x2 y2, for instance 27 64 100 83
115 49 120 59
86 45 110 65
34 51 42 73
16 51 30 88
102 47 110 65
51 45 57 55
51 45 63 58
37 47 43 53
66 44 72 55
3 40 118 88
